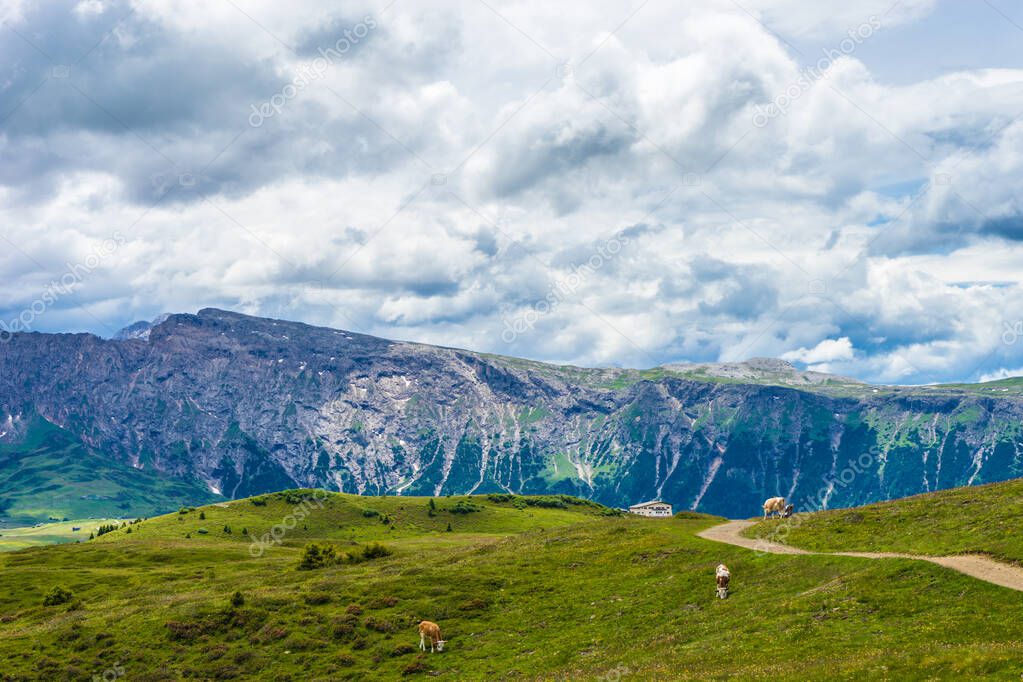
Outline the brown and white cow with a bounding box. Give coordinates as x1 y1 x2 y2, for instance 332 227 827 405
715 564 730 599
762 496 786 519
418 621 445 652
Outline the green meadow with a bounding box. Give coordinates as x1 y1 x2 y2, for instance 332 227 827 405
745 477 1023 564
0 518 119 552
1 490 1022 680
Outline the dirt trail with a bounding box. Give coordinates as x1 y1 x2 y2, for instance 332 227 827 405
697 520 1023 593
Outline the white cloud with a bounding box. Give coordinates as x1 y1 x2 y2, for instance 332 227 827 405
979 368 1023 383
0 0 1021 384
782 337 855 364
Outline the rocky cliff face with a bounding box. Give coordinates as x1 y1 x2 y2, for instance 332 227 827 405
2 309 1022 517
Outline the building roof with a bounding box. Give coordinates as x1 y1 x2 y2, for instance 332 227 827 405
629 500 671 509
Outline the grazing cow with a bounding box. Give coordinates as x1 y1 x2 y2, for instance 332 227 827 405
418 621 445 653
782 503 794 518
716 564 730 599
762 496 787 519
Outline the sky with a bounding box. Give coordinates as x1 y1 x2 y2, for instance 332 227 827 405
1 0 1022 385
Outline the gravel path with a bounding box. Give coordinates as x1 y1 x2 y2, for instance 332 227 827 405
697 520 1023 592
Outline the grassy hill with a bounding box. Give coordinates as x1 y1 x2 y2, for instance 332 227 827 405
0 416 222 525
743 477 1023 564
0 519 120 552
2 491 1023 680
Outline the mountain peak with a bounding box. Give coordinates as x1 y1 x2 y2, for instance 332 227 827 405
112 314 171 341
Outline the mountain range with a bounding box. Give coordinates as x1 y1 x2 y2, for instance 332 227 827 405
2 308 1021 523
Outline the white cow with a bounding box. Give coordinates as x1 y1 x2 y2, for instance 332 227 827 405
762 496 786 519
715 564 730 599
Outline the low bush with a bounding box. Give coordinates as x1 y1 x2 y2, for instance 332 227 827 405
303 592 332 605
361 543 392 560
42 587 73 607
486 493 515 503
298 542 392 569
391 643 417 656
364 616 398 633
298 543 340 570
449 500 484 514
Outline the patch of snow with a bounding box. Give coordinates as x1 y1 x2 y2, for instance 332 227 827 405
690 456 723 510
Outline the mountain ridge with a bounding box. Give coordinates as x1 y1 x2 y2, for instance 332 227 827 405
2 308 1022 520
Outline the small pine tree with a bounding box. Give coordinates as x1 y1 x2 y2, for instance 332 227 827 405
446 522 452 532
199 511 206 520
241 528 248 536
185 533 191 539
223 525 232 534
230 591 245 607
88 532 94 540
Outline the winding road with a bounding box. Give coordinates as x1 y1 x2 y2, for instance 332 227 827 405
698 520 1023 593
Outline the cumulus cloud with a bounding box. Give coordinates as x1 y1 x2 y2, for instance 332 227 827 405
782 337 854 364
0 0 1022 384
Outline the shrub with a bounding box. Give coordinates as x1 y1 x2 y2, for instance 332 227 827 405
370 596 399 608
337 653 356 666
179 507 192 515
346 603 364 615
42 586 73 606
361 543 392 560
304 592 332 605
362 508 380 518
250 497 267 506
449 500 483 514
230 591 245 608
523 496 568 509
487 493 515 503
196 528 209 535
391 643 417 656
446 522 452 532
199 511 206 520
402 656 428 674
251 624 289 643
298 543 340 570
223 525 232 534
364 616 398 633
331 621 356 640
